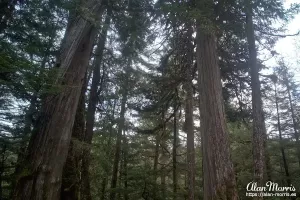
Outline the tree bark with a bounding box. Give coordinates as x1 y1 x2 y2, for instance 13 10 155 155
274 82 291 187
12 1 101 197
80 10 110 200
61 74 87 200
245 0 268 188
196 25 239 200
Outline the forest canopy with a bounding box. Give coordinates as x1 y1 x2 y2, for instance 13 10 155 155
0 0 300 199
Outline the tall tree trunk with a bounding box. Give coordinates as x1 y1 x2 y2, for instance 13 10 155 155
196 24 239 200
160 109 167 200
153 131 160 200
61 75 87 200
274 82 291 187
123 131 129 200
245 0 268 188
110 70 129 200
81 10 110 200
100 99 117 200
118 148 124 200
184 25 195 200
12 1 101 197
160 145 167 200
285 78 300 167
172 103 178 200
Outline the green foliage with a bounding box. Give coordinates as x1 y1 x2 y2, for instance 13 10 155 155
1 0 300 199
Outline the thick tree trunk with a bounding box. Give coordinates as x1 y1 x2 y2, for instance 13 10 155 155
274 83 291 187
196 26 239 199
61 76 87 200
110 71 128 200
245 0 268 188
12 1 101 197
80 11 110 200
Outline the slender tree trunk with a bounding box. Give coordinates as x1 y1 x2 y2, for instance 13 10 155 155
110 70 129 200
118 149 124 200
245 0 268 188
184 25 195 200
160 108 167 200
285 80 300 167
196 23 239 200
160 145 167 200
173 103 178 200
61 75 87 200
152 131 160 200
123 131 129 200
12 1 101 197
274 83 291 187
81 11 110 200
100 99 117 200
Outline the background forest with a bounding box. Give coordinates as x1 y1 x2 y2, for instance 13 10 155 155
1 0 300 199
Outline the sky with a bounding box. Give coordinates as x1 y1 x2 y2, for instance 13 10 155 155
263 0 300 79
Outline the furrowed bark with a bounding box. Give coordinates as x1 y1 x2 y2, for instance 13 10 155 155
245 0 268 189
81 10 110 200
196 24 239 200
61 75 87 200
12 1 101 198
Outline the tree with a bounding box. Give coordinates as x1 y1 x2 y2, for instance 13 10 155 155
272 75 291 187
61 76 87 200
12 0 102 199
196 0 238 199
81 7 111 200
245 0 267 187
